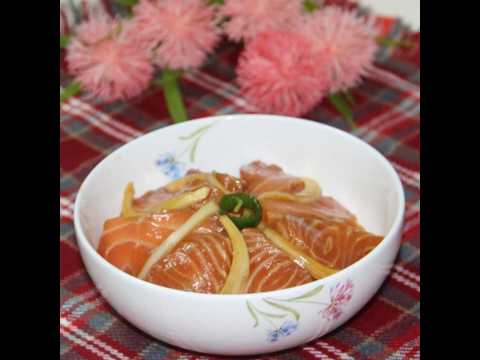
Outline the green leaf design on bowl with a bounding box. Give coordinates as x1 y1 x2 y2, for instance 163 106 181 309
263 299 300 321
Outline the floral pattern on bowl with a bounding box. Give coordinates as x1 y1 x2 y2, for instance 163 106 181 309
247 280 354 342
155 123 216 179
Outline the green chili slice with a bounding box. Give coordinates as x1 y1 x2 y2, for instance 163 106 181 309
219 193 262 230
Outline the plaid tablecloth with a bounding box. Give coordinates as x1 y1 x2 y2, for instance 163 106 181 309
60 7 420 359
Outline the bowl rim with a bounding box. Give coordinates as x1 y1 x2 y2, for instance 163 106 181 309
74 114 405 300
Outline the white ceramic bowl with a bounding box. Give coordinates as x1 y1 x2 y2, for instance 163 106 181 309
74 114 404 356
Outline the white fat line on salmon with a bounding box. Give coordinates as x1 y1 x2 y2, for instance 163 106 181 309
385 336 420 360
277 267 300 290
197 237 228 278
301 346 334 360
393 265 420 283
368 67 420 100
245 252 281 291
138 202 219 279
315 341 354 360
61 317 130 360
257 260 294 290
60 327 116 360
390 272 420 293
69 97 143 139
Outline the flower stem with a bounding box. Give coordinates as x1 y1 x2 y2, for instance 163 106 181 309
161 69 188 123
60 82 82 103
303 0 318 12
328 93 357 130
376 36 414 49
60 35 72 49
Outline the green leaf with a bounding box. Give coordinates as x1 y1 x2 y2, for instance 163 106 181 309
60 82 82 103
60 35 72 49
190 137 200 162
256 309 288 319
116 0 138 7
263 299 300 321
376 37 414 49
328 93 356 130
161 69 188 124
209 0 224 4
246 301 259 327
303 0 318 12
343 90 356 106
178 123 213 140
282 285 324 302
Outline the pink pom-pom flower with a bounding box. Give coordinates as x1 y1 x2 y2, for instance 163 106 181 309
132 0 220 70
299 6 379 93
221 0 304 42
66 15 153 102
236 31 330 117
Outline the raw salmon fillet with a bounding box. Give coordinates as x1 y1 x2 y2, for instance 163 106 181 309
146 231 233 293
271 215 383 269
243 228 313 293
240 161 305 195
98 209 193 276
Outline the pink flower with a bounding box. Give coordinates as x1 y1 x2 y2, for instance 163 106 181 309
322 279 354 321
66 16 153 102
299 6 378 92
221 0 304 42
132 0 220 70
236 31 329 117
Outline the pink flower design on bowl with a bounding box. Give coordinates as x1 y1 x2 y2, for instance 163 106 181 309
321 279 354 321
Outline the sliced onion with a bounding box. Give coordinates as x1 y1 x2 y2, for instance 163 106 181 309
146 187 210 212
121 183 210 218
257 191 317 203
219 215 250 294
206 172 229 194
165 173 206 192
121 182 136 217
296 177 322 198
259 224 338 279
138 201 219 280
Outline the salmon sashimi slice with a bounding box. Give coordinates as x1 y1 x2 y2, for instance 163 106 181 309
240 161 305 195
272 215 383 270
133 171 244 211
261 197 355 224
97 208 222 277
145 232 233 293
242 228 313 293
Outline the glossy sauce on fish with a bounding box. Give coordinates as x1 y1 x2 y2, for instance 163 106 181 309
97 161 384 294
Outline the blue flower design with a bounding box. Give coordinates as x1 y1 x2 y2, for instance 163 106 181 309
267 329 281 342
155 153 185 180
266 320 298 342
279 320 298 336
